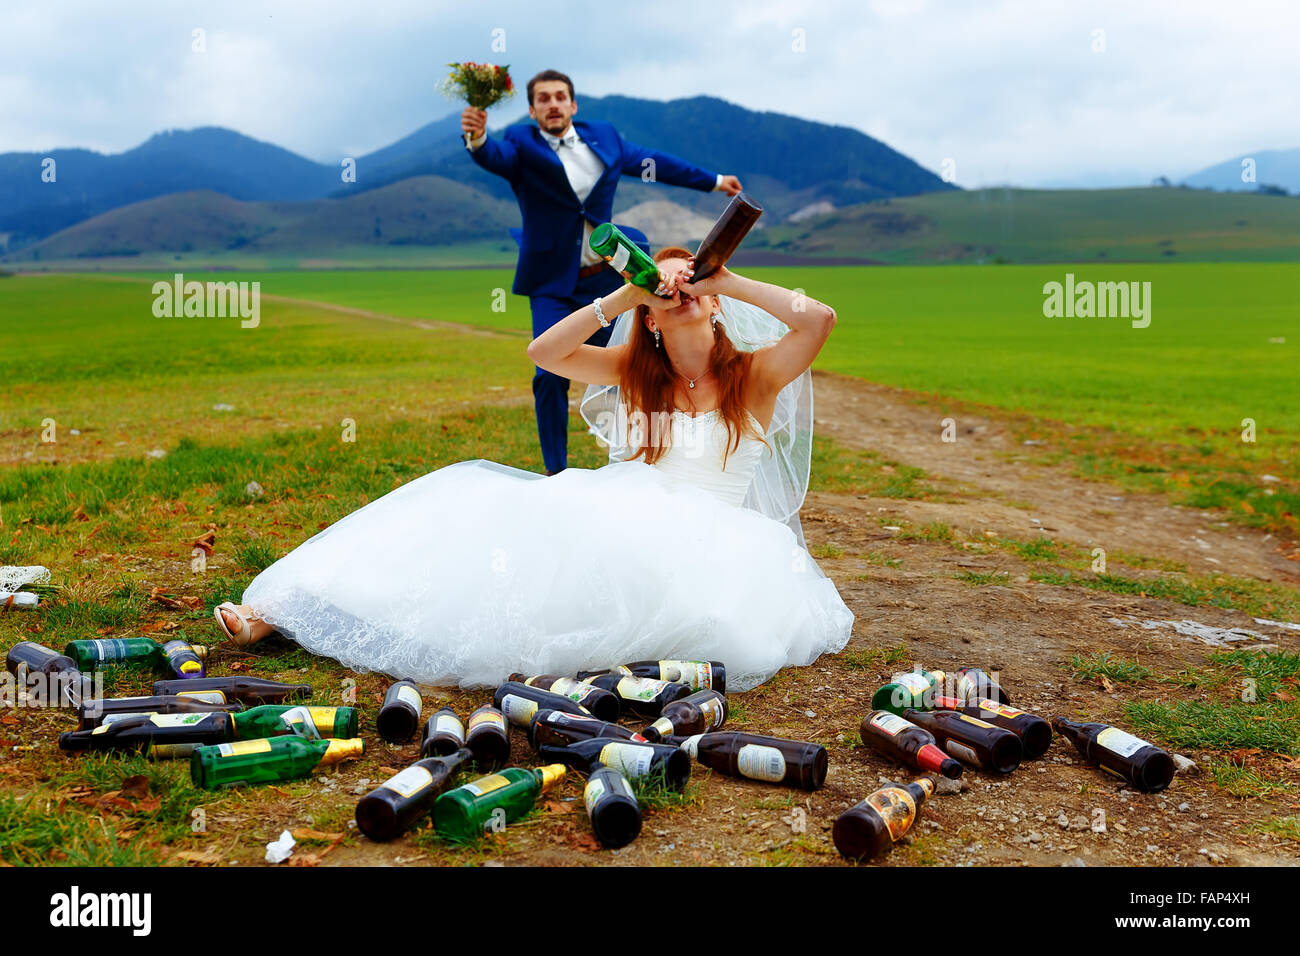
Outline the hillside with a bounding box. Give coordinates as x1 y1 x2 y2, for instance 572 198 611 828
1182 147 1300 194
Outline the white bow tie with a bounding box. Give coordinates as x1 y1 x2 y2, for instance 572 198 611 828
547 130 579 151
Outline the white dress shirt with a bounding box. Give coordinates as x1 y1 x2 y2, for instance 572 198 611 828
469 125 726 268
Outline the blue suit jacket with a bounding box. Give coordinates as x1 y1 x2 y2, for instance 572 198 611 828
468 119 719 298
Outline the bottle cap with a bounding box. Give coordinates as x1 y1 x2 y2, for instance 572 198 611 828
321 738 365 766
537 764 567 793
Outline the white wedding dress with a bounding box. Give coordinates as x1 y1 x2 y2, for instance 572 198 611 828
242 406 855 691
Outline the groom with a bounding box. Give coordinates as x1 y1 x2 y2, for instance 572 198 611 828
461 69 742 475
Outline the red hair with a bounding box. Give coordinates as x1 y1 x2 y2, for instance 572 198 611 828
618 246 768 467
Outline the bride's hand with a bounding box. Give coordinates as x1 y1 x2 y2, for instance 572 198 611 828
676 257 736 296
618 275 679 310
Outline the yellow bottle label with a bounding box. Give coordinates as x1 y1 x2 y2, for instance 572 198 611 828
979 700 1025 719
217 739 273 757
383 765 434 799
463 773 510 797
956 713 997 729
468 709 505 733
864 787 918 842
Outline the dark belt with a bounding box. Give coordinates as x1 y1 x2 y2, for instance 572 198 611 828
577 262 606 280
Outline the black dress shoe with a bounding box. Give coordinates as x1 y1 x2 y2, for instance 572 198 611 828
545 467 565 477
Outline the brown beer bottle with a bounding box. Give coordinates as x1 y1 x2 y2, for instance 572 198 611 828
58 711 232 757
538 738 692 791
420 706 466 758
356 748 474 842
153 676 311 705
580 660 727 694
528 709 647 749
902 708 1022 774
690 193 763 281
680 731 827 791
1052 717 1175 793
833 776 936 861
465 704 510 770
953 667 1010 705
584 766 643 849
377 681 422 743
641 689 728 742
507 673 621 722
582 673 690 719
78 692 240 729
935 695 1052 759
493 681 592 728
859 711 962 779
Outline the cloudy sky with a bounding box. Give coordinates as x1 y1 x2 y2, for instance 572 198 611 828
3 0 1296 187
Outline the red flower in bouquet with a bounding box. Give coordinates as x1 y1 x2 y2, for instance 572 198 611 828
441 62 515 110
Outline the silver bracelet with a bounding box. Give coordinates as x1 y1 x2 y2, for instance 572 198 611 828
593 297 609 327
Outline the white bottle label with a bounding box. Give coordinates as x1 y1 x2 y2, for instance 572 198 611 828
599 742 653 778
434 713 465 741
611 244 631 274
1097 727 1149 758
500 694 538 726
869 712 910 736
892 672 930 694
737 744 787 782
945 740 981 767
679 734 704 759
396 684 422 714
383 765 434 799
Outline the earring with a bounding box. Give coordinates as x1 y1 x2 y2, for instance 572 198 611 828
711 312 720 331
654 329 661 348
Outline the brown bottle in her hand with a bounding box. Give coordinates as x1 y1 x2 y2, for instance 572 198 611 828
833 776 936 861
679 731 827 790
859 710 963 779
1052 717 1175 793
690 193 763 281
902 707 1023 774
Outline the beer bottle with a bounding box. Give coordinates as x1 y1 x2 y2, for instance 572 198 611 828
356 748 474 842
65 638 163 670
953 667 1010 705
859 710 963 779
161 640 207 679
581 673 690 719
871 669 947 713
584 766 642 849
507 673 621 722
78 691 239 729
690 192 764 281
528 709 647 749
580 661 727 694
59 711 232 758
377 681 422 743
936 695 1052 759
588 224 666 297
833 776 936 861
432 764 566 843
6 641 77 676
1051 717 1175 793
153 676 312 705
492 681 591 728
679 731 827 791
465 704 510 769
421 707 466 758
641 689 728 742
538 737 692 791
191 735 364 789
231 704 358 740
902 708 1022 774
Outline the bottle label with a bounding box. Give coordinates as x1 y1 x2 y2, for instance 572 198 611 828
150 743 200 759
979 700 1025 719
92 639 135 662
217 739 273 757
500 695 538 726
395 684 422 714
647 718 674 738
892 672 931 695
737 744 786 782
599 743 653 778
679 734 704 759
279 706 321 739
383 765 434 799
548 678 592 703
660 660 710 689
610 244 631 274
584 777 607 815
308 707 342 732
956 713 998 730
434 712 465 741
463 774 510 797
98 712 211 730
176 690 227 704
467 709 506 734
1097 727 1149 758
944 740 981 767
869 712 910 736
697 698 726 730
863 788 918 842
956 672 994 702
616 677 667 702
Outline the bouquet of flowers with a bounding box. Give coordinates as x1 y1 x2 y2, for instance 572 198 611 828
440 61 515 110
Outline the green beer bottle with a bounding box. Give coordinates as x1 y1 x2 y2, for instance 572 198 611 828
432 764 566 842
871 669 947 713
64 638 209 674
230 704 358 740
191 735 364 789
588 224 668 297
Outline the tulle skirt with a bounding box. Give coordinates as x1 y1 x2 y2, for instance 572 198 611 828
243 459 855 691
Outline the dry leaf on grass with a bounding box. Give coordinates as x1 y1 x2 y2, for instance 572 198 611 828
173 849 223 866
543 800 581 815
192 531 216 555
149 587 202 610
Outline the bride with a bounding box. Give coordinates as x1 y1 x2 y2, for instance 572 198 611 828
213 249 855 691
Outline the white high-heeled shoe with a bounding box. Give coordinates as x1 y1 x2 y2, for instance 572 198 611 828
213 602 263 647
